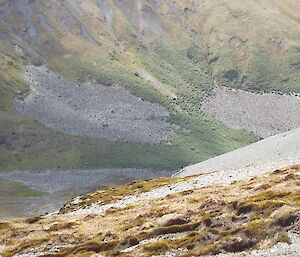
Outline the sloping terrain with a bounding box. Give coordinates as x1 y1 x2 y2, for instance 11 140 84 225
16 66 176 143
177 128 300 177
202 87 300 138
1 1 300 255
0 165 300 256
1 0 300 172
0 169 173 219
1 128 300 255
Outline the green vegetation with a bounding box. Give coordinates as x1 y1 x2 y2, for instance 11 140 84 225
0 114 256 172
0 178 46 197
244 44 300 93
4 0 300 173
0 38 257 173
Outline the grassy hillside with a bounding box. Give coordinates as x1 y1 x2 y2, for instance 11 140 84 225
1 0 300 172
1 165 300 256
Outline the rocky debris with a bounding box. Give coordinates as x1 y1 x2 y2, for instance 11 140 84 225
0 169 172 193
271 206 300 227
0 169 173 220
14 66 177 143
59 176 188 215
202 86 300 138
58 161 299 217
156 213 189 227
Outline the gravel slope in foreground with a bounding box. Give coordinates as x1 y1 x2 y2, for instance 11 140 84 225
2 166 299 257
176 127 300 178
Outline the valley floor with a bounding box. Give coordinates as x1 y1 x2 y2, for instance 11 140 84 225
0 169 172 219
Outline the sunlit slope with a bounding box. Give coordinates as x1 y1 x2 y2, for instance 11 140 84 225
1 165 300 256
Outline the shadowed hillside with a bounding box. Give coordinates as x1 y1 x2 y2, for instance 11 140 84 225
1 0 300 172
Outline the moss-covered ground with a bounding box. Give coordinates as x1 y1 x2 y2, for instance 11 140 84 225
0 178 46 197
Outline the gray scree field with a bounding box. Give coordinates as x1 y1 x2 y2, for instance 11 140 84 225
15 66 177 143
202 87 300 138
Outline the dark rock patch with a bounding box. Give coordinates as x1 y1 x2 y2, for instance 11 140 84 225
224 69 239 81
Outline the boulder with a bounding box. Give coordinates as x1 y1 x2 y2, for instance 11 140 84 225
271 205 299 227
156 213 189 227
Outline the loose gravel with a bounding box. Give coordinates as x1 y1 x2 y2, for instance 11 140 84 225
177 127 300 177
62 126 300 216
202 86 300 138
15 66 177 143
65 160 300 216
60 128 300 255
0 169 172 193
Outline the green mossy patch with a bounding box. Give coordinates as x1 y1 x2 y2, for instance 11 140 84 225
2 238 49 257
0 178 47 197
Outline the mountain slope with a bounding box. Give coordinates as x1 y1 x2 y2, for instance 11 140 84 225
177 128 300 177
0 0 300 172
